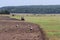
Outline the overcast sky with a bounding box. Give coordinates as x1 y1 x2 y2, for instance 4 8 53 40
0 0 60 7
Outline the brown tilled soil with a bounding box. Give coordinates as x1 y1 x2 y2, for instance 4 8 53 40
0 16 46 40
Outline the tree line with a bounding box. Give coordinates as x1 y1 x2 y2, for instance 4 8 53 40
0 9 10 14
0 5 60 14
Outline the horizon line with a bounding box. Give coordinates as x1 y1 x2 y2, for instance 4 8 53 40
0 4 60 7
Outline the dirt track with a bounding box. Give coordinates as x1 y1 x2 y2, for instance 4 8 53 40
0 16 46 40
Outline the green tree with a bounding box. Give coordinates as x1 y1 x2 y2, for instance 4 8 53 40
0 10 10 14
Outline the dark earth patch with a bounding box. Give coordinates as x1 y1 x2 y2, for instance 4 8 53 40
0 16 47 40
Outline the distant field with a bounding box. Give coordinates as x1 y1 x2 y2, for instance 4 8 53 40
11 14 60 40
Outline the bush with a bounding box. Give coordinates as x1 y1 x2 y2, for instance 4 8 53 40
21 17 25 21
12 14 15 16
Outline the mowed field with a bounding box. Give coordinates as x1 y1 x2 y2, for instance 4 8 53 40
11 14 60 40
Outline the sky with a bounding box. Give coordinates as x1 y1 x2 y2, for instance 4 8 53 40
0 0 60 7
